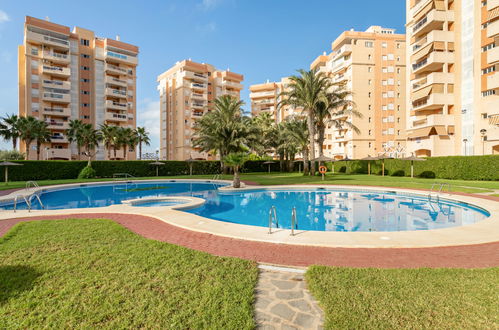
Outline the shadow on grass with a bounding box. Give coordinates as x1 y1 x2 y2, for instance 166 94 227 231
0 265 41 304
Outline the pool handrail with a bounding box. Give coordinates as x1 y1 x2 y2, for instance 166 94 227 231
268 206 278 234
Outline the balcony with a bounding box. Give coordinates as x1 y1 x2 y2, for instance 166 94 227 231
105 88 127 98
191 82 206 90
487 19 499 39
105 76 127 87
190 92 208 101
222 80 243 90
105 50 138 65
42 107 71 117
412 72 454 91
42 65 70 78
412 93 453 111
488 0 499 10
411 114 454 128
105 112 128 122
412 51 453 75
410 0 432 16
42 92 70 103
105 100 128 111
45 120 69 130
225 90 239 98
42 51 70 64
42 79 71 90
254 98 274 106
335 44 352 57
50 135 69 143
47 148 71 160
487 73 499 90
487 46 499 65
191 102 206 109
105 64 131 76
412 9 453 38
26 30 69 49
331 58 351 73
412 30 454 57
181 70 208 82
249 91 275 98
192 111 204 118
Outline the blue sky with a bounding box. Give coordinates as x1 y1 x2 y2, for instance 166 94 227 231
0 0 406 152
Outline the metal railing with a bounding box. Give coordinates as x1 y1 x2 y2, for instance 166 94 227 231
113 173 136 180
290 207 298 236
268 206 278 234
428 183 452 202
212 174 221 180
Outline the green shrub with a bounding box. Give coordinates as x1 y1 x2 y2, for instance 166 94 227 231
78 166 96 179
0 150 25 160
391 170 405 177
419 171 436 179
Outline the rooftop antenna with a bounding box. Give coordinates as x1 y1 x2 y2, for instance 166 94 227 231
45 16 50 22
116 35 120 41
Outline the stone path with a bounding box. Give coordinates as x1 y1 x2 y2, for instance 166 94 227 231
254 265 324 329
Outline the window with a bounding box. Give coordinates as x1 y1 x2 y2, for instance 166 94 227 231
81 54 90 58
368 54 372 60
81 90 90 95
368 79 372 85
397 105 400 111
81 66 90 71
382 67 387 73
396 43 400 49
397 130 400 135
368 67 372 72
368 130 372 136
482 66 495 74
81 78 90 83
482 89 496 97
397 117 400 123
382 80 387 86
31 47 38 56
81 103 89 107
368 142 372 148
365 41 373 48
482 43 495 52
382 42 387 48
80 39 90 46
388 54 394 60
397 68 401 74
368 92 371 98
368 105 372 110
82 115 90 119
382 55 388 61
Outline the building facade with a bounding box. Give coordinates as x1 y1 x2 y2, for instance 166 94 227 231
157 60 243 160
18 16 138 160
406 0 499 156
312 26 407 159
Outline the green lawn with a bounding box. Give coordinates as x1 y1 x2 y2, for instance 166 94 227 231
306 266 499 329
0 219 257 329
2 172 497 194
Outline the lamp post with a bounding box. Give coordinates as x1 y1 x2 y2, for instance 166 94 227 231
156 149 159 160
480 129 487 155
463 139 468 156
45 147 50 160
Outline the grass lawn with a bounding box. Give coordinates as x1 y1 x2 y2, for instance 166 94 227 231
0 219 257 329
2 172 497 194
306 266 499 329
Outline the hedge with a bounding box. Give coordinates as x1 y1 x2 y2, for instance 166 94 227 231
330 155 499 181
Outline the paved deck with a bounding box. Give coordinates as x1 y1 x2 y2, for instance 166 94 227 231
1 213 498 269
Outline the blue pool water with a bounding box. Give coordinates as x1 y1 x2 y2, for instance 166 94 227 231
1 181 490 232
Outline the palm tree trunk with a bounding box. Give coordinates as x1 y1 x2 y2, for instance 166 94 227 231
233 167 240 188
303 147 309 176
12 138 17 151
113 146 117 160
307 111 315 176
36 142 41 160
123 145 127 160
25 140 31 160
107 144 111 160
77 145 81 161
317 126 325 157
139 141 142 160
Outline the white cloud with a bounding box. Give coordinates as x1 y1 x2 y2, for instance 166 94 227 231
136 99 160 152
197 0 223 10
0 10 9 24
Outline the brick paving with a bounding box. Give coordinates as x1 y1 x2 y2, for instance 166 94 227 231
1 213 498 268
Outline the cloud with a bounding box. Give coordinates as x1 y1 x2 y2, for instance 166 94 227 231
136 99 160 152
0 10 9 24
196 22 217 35
197 0 224 10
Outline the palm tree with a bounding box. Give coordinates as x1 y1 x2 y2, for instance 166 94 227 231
17 116 40 160
279 69 332 175
66 119 85 160
111 127 126 160
285 117 309 175
247 112 275 156
315 84 361 157
34 121 51 160
193 95 249 168
125 128 139 160
0 114 21 150
135 127 150 160
100 124 118 160
223 152 247 188
80 124 102 166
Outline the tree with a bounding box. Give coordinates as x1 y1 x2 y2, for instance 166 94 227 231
34 121 51 160
247 112 275 156
80 124 102 166
193 95 249 168
279 69 332 175
315 84 361 157
284 117 309 175
17 116 40 160
111 127 127 160
0 114 21 150
135 127 150 160
66 119 85 160
100 124 118 160
223 152 247 188
125 128 139 160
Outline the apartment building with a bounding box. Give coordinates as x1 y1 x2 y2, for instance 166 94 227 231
406 0 499 156
311 26 407 159
157 60 243 160
18 16 138 160
249 77 299 122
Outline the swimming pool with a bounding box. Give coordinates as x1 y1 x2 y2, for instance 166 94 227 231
0 181 490 232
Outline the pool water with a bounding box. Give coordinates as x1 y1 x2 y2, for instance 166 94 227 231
0 181 490 232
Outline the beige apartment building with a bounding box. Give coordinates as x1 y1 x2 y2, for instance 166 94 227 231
311 26 407 159
157 60 243 160
18 16 138 160
406 0 499 156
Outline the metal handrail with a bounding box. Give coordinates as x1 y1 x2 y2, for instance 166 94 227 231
212 174 221 180
439 183 451 194
268 206 278 234
290 207 297 236
14 195 30 212
26 181 39 190
113 173 136 180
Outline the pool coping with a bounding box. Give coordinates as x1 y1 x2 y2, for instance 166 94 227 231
0 179 497 248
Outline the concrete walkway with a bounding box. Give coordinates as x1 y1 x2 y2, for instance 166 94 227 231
254 265 323 329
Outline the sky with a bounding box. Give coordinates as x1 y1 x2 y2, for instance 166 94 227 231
0 0 406 153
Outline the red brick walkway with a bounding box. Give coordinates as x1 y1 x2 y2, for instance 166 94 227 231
1 213 498 269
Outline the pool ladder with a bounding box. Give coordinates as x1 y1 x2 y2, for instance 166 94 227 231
268 206 298 236
428 183 452 202
212 174 221 180
13 181 44 212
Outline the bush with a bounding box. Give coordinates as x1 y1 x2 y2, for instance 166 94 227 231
339 166 346 173
391 170 405 177
78 166 96 179
419 171 436 179
0 150 25 160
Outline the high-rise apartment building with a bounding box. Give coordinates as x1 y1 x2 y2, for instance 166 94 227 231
18 16 138 160
157 60 243 160
249 77 299 122
312 26 407 159
406 0 499 156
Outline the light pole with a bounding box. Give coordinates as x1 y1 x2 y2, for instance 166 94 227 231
156 149 159 161
463 139 468 156
45 147 50 160
480 129 487 155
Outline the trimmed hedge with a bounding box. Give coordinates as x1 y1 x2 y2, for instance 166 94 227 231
331 155 499 181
